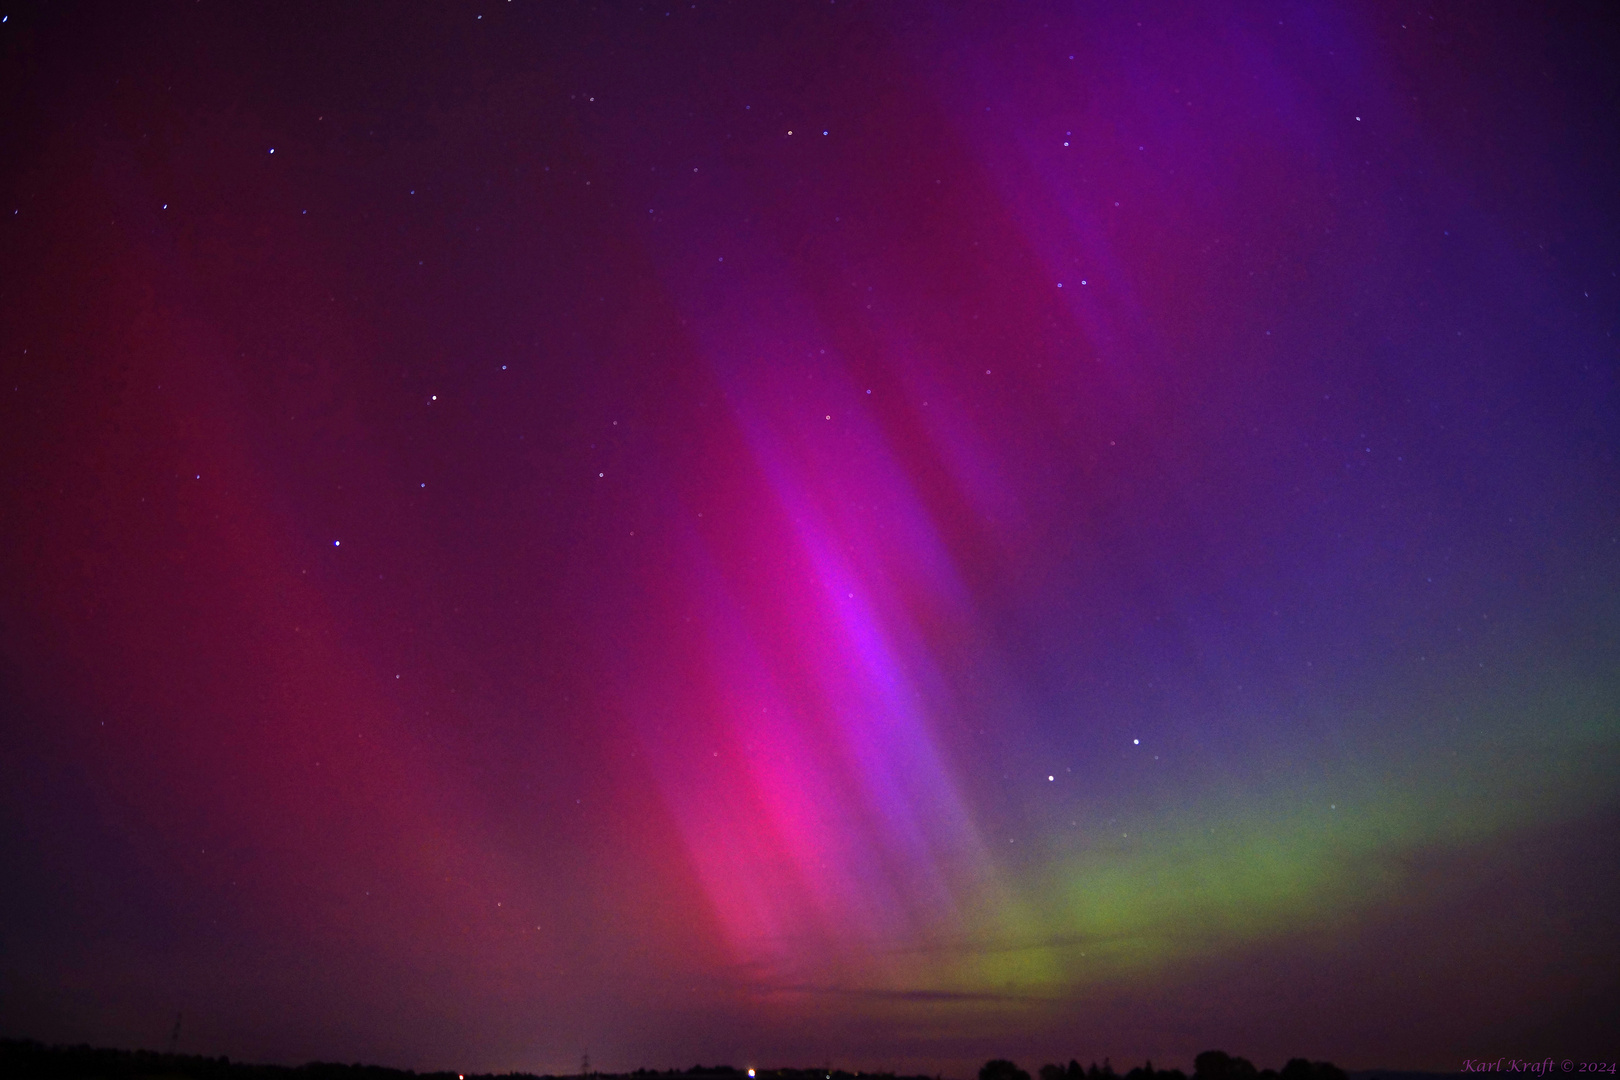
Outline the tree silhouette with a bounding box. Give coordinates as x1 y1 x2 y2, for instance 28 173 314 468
1193 1052 1258 1080
981 1061 1031 1080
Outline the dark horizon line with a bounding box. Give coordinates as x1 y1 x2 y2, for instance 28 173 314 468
0 1036 1462 1080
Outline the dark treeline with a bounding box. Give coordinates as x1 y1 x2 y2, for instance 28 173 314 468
0 1041 931 1080
0 1040 1347 1080
981 1051 1349 1080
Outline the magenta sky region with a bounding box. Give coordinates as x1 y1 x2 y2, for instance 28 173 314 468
646 315 999 992
1 1 1616 1076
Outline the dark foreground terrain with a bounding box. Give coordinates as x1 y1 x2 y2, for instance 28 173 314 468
0 1040 1418 1080
0 1044 923 1080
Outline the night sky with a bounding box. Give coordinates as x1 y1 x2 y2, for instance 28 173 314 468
2 1 1617 1074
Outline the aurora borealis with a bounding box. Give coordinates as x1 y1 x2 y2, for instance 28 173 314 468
1 0 1616 1074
